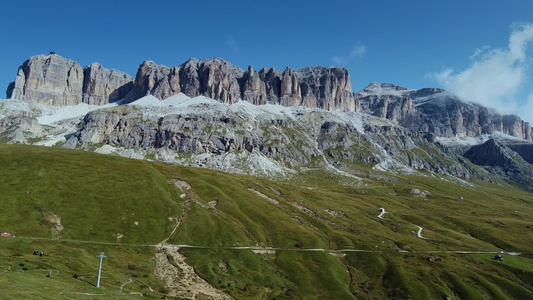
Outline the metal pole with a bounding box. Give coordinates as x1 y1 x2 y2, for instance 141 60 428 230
96 252 107 288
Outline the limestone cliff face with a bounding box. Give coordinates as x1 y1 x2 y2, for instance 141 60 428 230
7 54 358 112
357 83 533 141
83 63 134 105
7 54 133 106
128 60 180 101
128 58 359 111
294 66 357 111
6 55 532 141
67 106 473 178
411 89 533 141
8 54 84 106
70 108 322 166
241 66 267 104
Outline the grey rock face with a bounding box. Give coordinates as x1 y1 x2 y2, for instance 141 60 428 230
412 90 533 141
6 55 532 143
357 83 533 141
464 139 533 188
0 101 44 144
1 93 531 188
66 104 484 182
83 63 134 105
294 66 358 111
7 54 134 106
70 108 321 166
127 58 359 111
127 60 180 101
241 66 267 105
8 54 84 106
508 143 533 165
258 67 283 103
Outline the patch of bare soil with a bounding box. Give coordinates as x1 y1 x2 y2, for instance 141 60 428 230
195 200 218 209
486 220 507 227
289 201 316 216
43 214 63 239
154 245 233 299
218 261 228 272
323 208 345 218
411 188 430 200
172 179 192 194
268 186 282 196
291 215 319 231
292 216 304 225
248 188 280 205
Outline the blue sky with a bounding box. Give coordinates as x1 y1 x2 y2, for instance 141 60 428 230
1 0 533 123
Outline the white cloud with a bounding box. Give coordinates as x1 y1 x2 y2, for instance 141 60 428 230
350 45 366 58
331 44 366 66
469 45 490 60
226 35 238 53
331 55 347 66
432 23 533 122
522 93 533 124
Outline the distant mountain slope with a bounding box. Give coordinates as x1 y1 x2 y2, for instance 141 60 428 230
356 83 533 141
3 54 533 191
1 93 532 191
6 54 531 142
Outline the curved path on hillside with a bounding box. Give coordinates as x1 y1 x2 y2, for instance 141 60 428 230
413 224 427 239
377 208 427 239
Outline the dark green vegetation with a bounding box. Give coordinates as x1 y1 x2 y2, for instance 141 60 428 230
0 144 532 299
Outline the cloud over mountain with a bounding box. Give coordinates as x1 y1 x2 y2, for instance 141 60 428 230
331 44 366 66
432 23 533 124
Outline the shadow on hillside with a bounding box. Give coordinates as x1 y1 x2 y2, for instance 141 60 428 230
72 274 96 287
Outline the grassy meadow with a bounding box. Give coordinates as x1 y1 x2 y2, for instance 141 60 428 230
0 144 532 299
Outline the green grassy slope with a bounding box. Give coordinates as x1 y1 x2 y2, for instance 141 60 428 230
0 144 532 299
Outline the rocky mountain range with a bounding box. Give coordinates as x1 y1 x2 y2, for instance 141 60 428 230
2 53 533 191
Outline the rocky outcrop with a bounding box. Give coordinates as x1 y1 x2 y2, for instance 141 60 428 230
127 58 359 111
5 54 358 112
358 83 422 125
295 66 358 111
127 61 180 101
83 63 134 105
508 144 533 165
6 55 532 142
8 54 84 106
412 90 533 141
241 66 267 104
69 108 321 166
7 54 134 106
64 104 483 181
463 139 533 188
0 101 43 144
464 139 512 167
357 83 533 141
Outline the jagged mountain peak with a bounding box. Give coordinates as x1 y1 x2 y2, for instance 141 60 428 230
294 65 349 77
181 57 243 71
357 82 414 97
5 54 533 142
26 53 76 64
